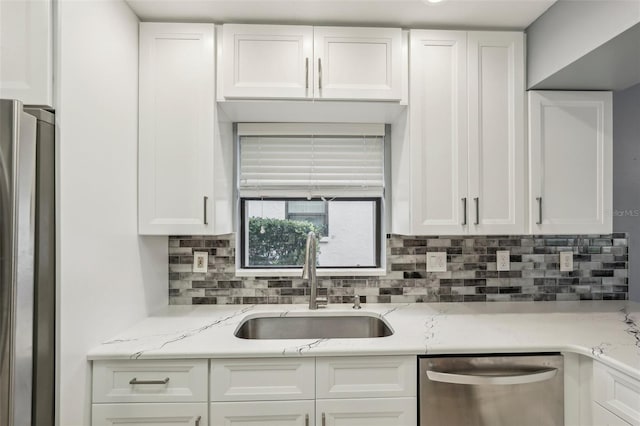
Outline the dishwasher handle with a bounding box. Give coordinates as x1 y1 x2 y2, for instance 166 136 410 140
426 367 557 386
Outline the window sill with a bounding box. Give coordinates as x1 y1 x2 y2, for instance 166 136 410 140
235 268 387 278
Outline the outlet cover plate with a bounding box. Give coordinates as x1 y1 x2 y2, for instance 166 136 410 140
426 252 447 272
560 251 573 272
193 251 208 273
496 250 510 271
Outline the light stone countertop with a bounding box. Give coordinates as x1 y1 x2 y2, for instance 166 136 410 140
88 301 640 380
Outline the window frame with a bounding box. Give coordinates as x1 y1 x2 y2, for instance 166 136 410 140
239 197 383 270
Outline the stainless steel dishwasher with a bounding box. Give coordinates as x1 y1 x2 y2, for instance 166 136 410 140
419 353 564 426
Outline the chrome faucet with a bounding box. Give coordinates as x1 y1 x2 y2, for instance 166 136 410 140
302 231 327 309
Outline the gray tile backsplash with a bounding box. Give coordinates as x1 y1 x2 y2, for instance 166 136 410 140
169 234 629 304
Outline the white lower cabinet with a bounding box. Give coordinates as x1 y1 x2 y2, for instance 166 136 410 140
210 401 315 426
592 361 640 425
93 356 417 426
209 356 416 426
92 403 207 426
592 403 632 426
316 398 416 426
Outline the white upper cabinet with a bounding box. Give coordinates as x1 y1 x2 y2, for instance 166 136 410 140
467 32 525 235
0 0 53 106
313 26 402 100
529 91 613 235
409 30 468 235
222 24 313 99
220 24 402 101
138 23 216 235
408 30 525 235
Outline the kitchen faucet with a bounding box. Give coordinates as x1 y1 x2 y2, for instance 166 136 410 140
302 231 327 309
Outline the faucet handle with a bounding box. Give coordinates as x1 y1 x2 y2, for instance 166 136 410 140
353 295 362 309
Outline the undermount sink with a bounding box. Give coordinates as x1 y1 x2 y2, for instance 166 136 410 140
234 314 394 339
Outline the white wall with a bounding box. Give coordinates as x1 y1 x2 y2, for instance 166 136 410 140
527 0 640 88
56 1 168 424
612 82 640 303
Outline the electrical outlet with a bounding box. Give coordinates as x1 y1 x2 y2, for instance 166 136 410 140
426 252 447 272
560 251 573 272
496 250 510 271
193 251 208 273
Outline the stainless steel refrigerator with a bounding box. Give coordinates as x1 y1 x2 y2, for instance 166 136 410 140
0 99 55 426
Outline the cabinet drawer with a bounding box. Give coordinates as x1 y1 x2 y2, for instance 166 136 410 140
316 356 416 399
92 402 207 426
211 400 315 426
92 359 208 403
210 358 315 401
593 361 640 425
316 397 416 426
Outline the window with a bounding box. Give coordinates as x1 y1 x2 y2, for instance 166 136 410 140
237 123 386 271
286 200 328 236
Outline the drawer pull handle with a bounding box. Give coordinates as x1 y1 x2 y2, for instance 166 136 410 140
474 197 479 225
204 196 208 225
305 57 309 89
195 415 201 426
536 197 542 225
322 412 326 426
305 414 309 426
129 377 170 385
461 197 467 226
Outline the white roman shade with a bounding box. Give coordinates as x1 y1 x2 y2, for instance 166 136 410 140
238 124 385 197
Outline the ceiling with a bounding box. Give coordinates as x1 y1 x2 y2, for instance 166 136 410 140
127 0 557 30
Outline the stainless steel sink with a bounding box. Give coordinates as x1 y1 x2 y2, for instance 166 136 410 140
234 314 393 339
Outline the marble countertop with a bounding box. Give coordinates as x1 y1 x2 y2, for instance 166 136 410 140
88 301 640 380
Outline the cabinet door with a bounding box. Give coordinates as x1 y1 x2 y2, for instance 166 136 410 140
138 23 215 235
92 403 207 426
409 30 468 235
221 24 313 99
467 32 525 235
592 403 632 426
211 400 315 426
316 398 416 426
529 91 612 234
0 0 52 106
313 27 402 100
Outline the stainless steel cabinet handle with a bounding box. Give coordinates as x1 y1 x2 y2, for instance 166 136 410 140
305 57 309 89
536 197 542 225
203 196 208 225
474 197 479 225
461 198 467 226
318 58 323 90
129 377 170 385
322 413 326 426
305 414 309 426
427 367 557 386
195 415 201 426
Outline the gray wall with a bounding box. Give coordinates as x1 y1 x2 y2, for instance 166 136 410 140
526 0 640 88
613 82 640 302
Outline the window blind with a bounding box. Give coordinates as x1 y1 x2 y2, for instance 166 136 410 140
239 135 385 197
